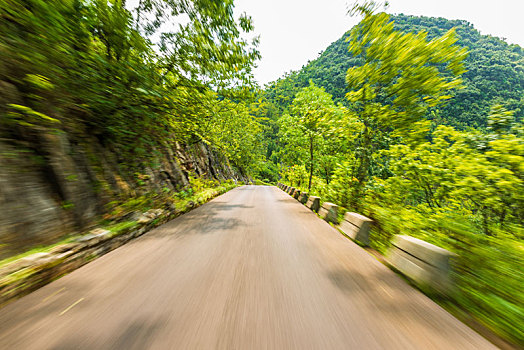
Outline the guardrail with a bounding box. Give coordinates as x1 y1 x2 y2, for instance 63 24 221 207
339 212 373 246
306 196 320 212
318 202 338 224
387 235 455 294
298 192 308 204
277 183 455 295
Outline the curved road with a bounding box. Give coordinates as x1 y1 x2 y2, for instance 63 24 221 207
0 186 496 349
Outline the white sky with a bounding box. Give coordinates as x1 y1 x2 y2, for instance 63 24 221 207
234 0 524 86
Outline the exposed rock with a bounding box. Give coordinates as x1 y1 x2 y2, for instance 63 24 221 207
21 252 51 263
0 139 75 258
0 81 23 115
137 209 166 224
0 98 247 259
137 216 152 224
0 184 232 308
118 210 142 223
49 243 81 254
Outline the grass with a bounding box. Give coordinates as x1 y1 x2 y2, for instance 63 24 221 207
107 221 139 237
0 237 75 269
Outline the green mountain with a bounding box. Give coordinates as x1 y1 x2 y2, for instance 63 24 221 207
263 14 524 129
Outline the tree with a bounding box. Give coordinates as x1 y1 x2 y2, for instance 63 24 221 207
205 97 264 173
374 107 523 237
344 3 467 205
259 13 524 130
0 0 260 163
278 83 345 191
130 0 260 92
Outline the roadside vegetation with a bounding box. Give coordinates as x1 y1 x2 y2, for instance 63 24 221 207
0 176 238 270
266 2 523 345
0 0 267 176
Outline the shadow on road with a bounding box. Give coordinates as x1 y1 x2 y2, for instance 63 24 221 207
143 201 254 238
276 198 299 203
206 202 253 211
326 267 444 329
327 269 372 294
52 318 166 350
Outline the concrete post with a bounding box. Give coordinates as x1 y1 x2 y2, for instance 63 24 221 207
339 212 373 246
319 202 339 223
298 192 309 204
306 196 320 212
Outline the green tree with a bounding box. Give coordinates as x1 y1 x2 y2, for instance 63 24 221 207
344 4 467 206
130 0 260 92
259 13 524 130
278 83 346 191
205 97 264 173
0 0 260 165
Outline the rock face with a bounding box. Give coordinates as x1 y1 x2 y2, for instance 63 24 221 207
0 83 249 259
0 139 76 255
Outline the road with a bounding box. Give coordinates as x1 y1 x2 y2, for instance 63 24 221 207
0 186 496 349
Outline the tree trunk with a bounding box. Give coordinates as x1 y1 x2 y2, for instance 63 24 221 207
308 135 314 192
482 207 491 236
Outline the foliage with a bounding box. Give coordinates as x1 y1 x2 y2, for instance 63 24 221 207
271 5 523 344
342 8 468 208
281 164 308 189
0 0 263 173
345 11 467 136
260 14 524 130
278 83 349 190
203 98 264 172
254 12 524 183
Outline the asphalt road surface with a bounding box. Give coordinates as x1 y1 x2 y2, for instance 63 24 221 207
0 186 497 349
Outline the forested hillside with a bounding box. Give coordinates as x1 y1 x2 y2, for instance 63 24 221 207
261 14 524 129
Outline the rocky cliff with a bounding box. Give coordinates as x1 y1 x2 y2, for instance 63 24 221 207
0 81 249 259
